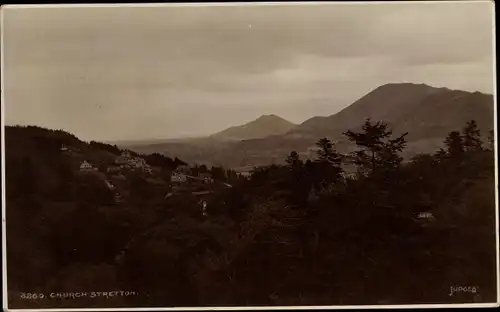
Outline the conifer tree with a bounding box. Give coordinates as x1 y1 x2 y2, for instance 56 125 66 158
313 138 343 189
444 131 464 158
343 118 407 174
462 120 483 152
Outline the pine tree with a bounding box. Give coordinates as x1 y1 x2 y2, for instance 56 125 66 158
313 138 343 188
284 151 308 207
343 118 407 174
286 151 303 169
315 138 342 166
462 120 483 152
444 131 464 158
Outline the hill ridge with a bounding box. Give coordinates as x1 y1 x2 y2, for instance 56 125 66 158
210 114 296 141
123 83 494 168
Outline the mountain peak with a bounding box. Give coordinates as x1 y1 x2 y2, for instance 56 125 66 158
376 82 436 90
256 114 287 122
211 114 296 141
291 82 492 142
375 82 464 94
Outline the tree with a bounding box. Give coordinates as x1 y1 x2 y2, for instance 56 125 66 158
128 173 154 202
74 174 115 205
199 164 209 173
343 118 407 174
286 151 303 169
315 138 342 165
444 131 464 158
405 154 440 209
488 129 494 151
174 157 187 167
226 169 239 183
53 157 75 200
191 166 201 177
19 156 37 197
89 141 121 155
144 153 175 169
284 151 308 207
462 120 483 152
211 166 227 182
310 138 343 190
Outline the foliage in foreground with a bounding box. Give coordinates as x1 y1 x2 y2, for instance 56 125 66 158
5 119 497 308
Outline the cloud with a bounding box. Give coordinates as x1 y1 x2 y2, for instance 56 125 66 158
2 2 494 141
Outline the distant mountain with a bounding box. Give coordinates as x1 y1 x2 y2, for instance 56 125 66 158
210 114 296 141
124 83 494 169
287 83 492 138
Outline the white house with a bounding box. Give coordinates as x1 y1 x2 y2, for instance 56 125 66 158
416 212 435 221
171 172 187 183
79 160 95 172
115 152 152 173
238 172 252 178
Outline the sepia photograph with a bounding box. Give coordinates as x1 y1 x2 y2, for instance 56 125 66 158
1 1 499 310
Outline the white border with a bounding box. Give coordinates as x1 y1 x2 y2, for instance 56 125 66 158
1 4 9 312
0 0 495 9
492 0 500 308
1 1 499 311
2 303 500 312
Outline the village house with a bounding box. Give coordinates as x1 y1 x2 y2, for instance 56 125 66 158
129 157 148 168
115 151 152 173
171 172 188 183
340 172 357 180
107 165 122 174
199 173 214 184
79 160 96 172
238 171 252 178
142 164 153 174
417 212 435 220
415 211 436 228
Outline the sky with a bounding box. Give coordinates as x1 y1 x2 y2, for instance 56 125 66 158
1 2 495 142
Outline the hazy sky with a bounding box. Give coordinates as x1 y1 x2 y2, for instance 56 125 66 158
2 2 495 142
